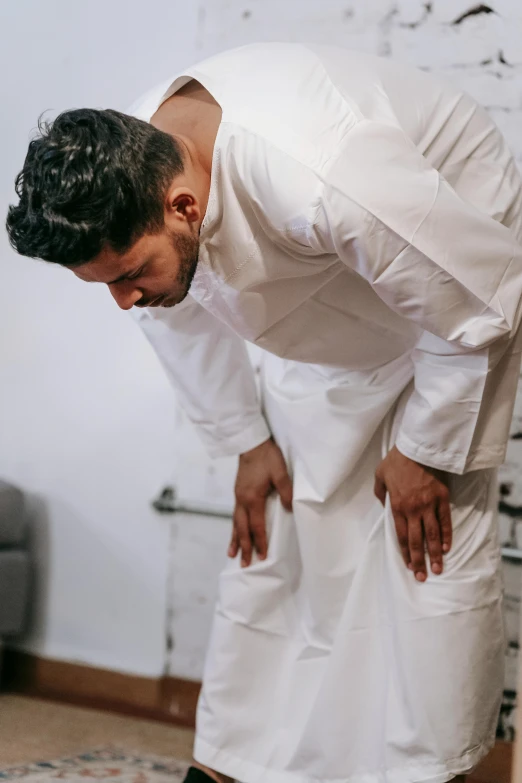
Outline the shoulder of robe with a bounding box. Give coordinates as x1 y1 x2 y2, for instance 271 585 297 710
220 123 322 251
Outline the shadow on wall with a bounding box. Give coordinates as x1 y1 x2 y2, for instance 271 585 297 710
4 484 170 676
19 493 52 649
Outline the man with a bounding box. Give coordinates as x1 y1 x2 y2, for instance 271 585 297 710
7 42 522 783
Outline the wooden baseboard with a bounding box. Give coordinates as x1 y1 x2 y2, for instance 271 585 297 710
0 648 514 781
1 648 200 728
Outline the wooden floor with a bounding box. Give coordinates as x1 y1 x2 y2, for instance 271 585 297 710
0 694 195 768
0 694 512 781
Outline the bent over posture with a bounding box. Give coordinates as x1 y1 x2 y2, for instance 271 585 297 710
7 43 522 783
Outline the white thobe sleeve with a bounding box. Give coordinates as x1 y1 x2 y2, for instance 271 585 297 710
309 119 522 474
131 295 271 458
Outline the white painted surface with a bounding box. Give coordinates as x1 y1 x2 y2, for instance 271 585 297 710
2 0 522 689
0 0 204 676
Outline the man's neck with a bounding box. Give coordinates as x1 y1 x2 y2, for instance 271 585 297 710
150 80 222 176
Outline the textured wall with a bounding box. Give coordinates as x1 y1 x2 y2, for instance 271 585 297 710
197 0 522 164
163 2 522 739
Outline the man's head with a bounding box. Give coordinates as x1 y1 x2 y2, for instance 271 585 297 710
6 108 203 309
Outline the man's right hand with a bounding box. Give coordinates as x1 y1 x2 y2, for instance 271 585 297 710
228 438 293 567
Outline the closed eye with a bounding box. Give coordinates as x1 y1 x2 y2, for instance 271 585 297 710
127 265 144 281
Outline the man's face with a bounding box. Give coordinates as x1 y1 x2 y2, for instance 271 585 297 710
73 225 200 310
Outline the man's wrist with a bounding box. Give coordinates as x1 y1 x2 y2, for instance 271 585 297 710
240 437 272 460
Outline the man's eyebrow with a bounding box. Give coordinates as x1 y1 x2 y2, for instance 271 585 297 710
107 266 141 285
107 271 132 285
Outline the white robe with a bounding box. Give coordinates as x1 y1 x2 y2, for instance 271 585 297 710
129 44 522 783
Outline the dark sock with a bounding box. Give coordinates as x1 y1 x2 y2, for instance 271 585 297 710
183 766 217 783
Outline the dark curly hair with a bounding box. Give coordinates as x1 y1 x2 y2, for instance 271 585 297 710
5 108 185 266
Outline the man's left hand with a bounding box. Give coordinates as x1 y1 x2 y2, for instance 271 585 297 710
374 446 452 582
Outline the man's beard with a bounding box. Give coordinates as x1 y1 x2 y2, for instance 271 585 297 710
165 229 200 306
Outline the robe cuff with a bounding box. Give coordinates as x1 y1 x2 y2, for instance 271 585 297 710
395 431 507 475
202 415 272 459
395 432 468 475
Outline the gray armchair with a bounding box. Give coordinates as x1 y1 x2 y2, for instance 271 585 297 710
0 480 30 640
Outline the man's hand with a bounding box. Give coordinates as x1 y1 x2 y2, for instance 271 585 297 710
228 438 293 568
374 446 452 582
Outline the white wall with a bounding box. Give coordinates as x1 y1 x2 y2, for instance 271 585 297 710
0 0 207 676
2 0 522 686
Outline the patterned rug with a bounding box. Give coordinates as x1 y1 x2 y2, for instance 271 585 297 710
0 748 187 782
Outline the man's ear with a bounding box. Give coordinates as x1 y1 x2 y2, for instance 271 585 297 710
166 186 201 226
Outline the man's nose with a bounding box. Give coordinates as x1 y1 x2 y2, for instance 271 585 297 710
108 283 142 310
